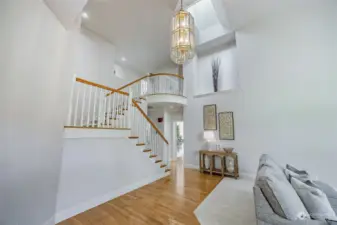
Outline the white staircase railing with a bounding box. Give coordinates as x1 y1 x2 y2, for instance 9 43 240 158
131 100 170 170
107 73 184 99
66 77 131 129
65 76 170 172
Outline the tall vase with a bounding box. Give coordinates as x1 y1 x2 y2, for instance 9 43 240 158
212 58 221 93
204 156 210 169
226 156 235 173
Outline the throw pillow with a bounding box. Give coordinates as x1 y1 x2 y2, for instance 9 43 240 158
284 168 310 183
286 164 309 176
256 166 310 221
291 177 337 221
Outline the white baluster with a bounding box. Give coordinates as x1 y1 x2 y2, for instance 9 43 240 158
119 94 122 128
112 91 116 128
134 110 138 137
166 140 169 168
67 75 76 126
103 92 108 127
98 89 103 127
92 87 98 127
73 82 81 126
124 95 129 128
80 85 87 127
122 95 125 128
128 91 133 129
107 93 111 128
86 86 93 127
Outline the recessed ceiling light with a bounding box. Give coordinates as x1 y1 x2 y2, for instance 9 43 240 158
81 12 89 19
121 57 127 62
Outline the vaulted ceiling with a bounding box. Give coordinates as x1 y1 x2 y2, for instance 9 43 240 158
82 0 181 74
80 0 309 74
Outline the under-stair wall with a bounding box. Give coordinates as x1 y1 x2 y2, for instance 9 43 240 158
55 133 166 223
57 77 170 222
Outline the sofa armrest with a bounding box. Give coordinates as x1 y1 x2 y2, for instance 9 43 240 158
254 186 327 225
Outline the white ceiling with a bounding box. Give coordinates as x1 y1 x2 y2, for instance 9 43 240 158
82 0 179 74
81 0 306 75
188 0 219 31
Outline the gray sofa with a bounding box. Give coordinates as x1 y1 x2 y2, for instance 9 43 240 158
254 155 337 225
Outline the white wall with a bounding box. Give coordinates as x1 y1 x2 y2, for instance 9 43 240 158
184 3 337 185
55 136 164 222
44 0 87 29
114 63 140 88
0 1 143 224
68 29 140 89
149 107 183 161
0 1 70 224
195 42 238 95
148 109 165 132
68 29 116 86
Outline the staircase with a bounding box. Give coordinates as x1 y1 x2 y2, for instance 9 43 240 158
65 76 171 172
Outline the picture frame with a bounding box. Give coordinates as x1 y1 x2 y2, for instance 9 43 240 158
218 112 235 140
203 105 217 130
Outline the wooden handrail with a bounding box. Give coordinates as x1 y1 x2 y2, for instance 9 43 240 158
106 73 184 97
76 77 129 96
132 100 169 145
117 75 149 91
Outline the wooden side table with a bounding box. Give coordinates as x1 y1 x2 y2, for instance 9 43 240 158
199 150 239 179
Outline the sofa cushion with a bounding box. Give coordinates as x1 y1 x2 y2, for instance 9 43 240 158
326 219 337 225
291 177 337 221
256 166 310 221
314 181 337 211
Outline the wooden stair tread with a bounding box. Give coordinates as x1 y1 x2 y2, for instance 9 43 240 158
155 160 162 164
128 136 139 139
149 155 157 158
165 169 171 173
160 164 167 168
143 149 151 153
136 143 146 146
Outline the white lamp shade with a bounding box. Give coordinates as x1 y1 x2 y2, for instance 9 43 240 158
204 131 216 141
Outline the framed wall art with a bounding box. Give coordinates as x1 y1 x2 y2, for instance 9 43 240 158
219 112 235 140
203 105 217 130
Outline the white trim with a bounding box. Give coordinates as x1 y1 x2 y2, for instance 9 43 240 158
63 128 130 139
146 94 187 105
184 164 199 170
55 172 169 223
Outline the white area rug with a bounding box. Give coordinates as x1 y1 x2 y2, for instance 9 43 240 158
194 174 257 225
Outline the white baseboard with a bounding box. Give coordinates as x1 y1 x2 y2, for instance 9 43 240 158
43 216 55 225
184 164 199 170
55 172 169 223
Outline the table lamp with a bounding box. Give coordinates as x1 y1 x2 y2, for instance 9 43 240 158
203 131 216 150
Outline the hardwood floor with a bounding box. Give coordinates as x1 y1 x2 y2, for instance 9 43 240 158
58 160 222 225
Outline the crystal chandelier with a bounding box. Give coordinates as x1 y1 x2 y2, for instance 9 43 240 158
170 0 196 65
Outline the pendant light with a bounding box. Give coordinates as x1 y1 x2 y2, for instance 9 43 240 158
170 0 196 65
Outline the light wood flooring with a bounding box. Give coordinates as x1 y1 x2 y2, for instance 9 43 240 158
58 160 222 225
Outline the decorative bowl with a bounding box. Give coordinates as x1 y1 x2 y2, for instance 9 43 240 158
223 148 234 153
